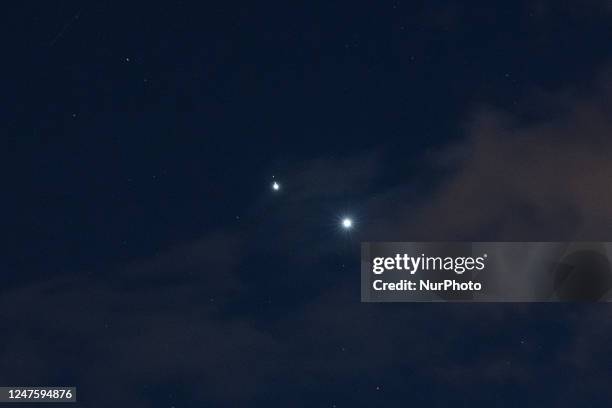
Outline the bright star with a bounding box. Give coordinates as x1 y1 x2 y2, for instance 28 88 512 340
272 181 280 191
341 218 353 229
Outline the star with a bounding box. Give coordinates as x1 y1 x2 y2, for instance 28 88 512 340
341 218 353 229
272 181 280 191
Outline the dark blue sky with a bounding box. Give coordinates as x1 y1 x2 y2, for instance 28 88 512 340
4 1 612 407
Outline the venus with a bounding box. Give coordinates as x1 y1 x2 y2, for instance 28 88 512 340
341 218 353 229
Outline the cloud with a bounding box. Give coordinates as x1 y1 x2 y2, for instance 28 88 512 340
264 69 612 404
4 70 612 407
0 232 282 406
362 71 612 241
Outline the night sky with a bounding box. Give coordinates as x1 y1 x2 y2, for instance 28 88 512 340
5 1 612 407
